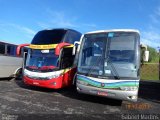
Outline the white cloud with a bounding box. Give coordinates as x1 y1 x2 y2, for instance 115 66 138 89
141 31 160 48
37 22 50 29
150 6 160 24
44 9 77 28
37 9 98 32
142 6 160 48
0 22 36 36
0 22 36 42
81 23 97 28
9 23 36 35
155 6 160 16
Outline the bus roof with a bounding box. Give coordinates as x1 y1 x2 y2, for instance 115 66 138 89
85 29 140 34
43 28 81 34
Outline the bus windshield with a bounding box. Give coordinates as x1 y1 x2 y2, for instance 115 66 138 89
26 49 59 72
31 30 67 45
78 32 139 79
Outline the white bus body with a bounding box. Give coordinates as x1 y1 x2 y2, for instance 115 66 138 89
0 41 23 78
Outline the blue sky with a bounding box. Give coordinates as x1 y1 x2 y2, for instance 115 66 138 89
0 0 160 49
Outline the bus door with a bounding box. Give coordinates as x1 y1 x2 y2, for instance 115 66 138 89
60 47 75 85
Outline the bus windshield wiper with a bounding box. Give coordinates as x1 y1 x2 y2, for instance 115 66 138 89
86 56 103 77
105 35 120 80
106 57 120 80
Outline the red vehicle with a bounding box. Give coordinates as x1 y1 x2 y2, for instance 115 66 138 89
17 28 81 89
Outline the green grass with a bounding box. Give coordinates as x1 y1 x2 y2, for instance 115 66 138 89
149 57 159 63
140 63 159 80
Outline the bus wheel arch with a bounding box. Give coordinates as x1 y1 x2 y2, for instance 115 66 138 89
72 72 77 86
14 67 22 79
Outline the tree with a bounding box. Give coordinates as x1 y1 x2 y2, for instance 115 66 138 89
147 46 159 63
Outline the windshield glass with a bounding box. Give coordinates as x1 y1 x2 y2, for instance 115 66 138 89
31 30 67 45
26 49 59 72
78 34 106 76
78 32 139 79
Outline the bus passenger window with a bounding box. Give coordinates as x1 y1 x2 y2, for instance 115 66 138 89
0 43 5 54
64 31 81 44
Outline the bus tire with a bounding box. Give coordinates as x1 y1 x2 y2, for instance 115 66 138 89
14 68 22 80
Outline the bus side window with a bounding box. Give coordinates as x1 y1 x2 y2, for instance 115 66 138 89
0 43 5 54
7 45 17 56
64 31 81 44
61 48 75 69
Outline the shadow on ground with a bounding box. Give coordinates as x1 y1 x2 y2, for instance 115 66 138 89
139 81 160 104
14 79 122 106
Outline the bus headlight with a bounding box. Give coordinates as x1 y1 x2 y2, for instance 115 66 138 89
47 74 61 79
45 71 63 79
120 86 138 91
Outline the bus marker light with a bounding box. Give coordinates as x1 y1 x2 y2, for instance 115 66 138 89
51 82 57 85
41 50 49 53
101 83 105 87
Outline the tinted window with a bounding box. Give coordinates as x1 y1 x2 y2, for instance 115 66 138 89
64 31 81 44
7 45 17 56
31 30 67 45
26 49 59 72
0 43 5 54
61 48 75 68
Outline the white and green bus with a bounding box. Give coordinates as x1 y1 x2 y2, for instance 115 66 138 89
73 29 148 102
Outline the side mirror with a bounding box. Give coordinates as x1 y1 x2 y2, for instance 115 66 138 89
16 44 30 56
143 50 149 62
72 41 80 55
55 42 71 56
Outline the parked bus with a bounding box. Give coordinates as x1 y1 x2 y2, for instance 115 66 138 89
0 41 24 79
17 28 81 89
73 29 149 102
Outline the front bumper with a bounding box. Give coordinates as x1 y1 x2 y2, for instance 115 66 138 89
76 83 138 102
23 76 63 89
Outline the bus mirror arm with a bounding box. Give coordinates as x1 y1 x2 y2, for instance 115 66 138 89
55 42 71 56
72 41 80 55
16 44 30 56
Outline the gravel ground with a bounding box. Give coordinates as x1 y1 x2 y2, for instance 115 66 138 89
0 79 159 120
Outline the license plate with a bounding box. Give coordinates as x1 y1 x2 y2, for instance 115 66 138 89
97 91 108 96
33 82 39 85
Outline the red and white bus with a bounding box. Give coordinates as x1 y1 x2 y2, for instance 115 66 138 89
17 28 81 89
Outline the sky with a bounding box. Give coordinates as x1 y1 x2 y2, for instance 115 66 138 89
0 0 160 49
